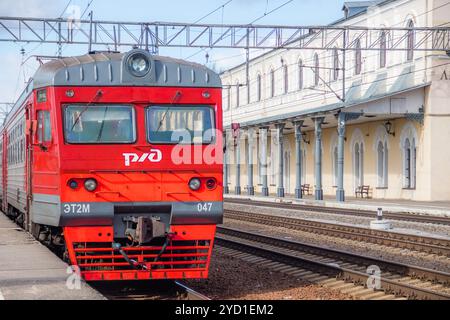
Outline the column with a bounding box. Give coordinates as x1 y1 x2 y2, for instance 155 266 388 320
246 127 255 195
314 117 324 200
336 113 346 202
294 120 304 199
259 127 269 196
235 129 241 195
223 131 229 194
276 123 285 197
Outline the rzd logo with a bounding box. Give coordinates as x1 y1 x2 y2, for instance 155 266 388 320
123 150 162 166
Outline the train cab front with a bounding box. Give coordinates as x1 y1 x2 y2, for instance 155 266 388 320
55 85 223 281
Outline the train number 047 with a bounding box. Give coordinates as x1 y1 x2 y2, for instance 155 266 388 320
197 202 212 212
63 203 91 214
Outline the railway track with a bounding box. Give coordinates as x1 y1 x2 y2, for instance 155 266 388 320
215 226 450 300
225 198 450 226
224 209 450 257
92 280 210 300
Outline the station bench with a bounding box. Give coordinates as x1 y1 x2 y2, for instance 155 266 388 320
355 185 371 198
301 184 312 196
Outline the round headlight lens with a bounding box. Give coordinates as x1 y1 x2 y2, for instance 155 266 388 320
188 178 201 191
127 53 150 77
84 179 98 192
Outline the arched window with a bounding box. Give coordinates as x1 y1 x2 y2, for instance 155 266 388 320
384 141 389 187
404 138 411 187
314 53 320 86
406 19 415 61
283 64 289 94
246 81 250 105
298 59 304 90
355 38 362 75
377 141 388 187
270 147 276 184
403 138 416 188
269 69 275 98
235 81 240 108
256 74 262 102
354 142 364 187
332 48 339 81
333 146 338 186
301 148 307 183
226 86 231 110
379 30 387 68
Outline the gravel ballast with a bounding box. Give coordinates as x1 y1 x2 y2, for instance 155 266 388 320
185 250 353 300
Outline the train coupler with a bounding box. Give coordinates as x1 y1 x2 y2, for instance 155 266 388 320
123 216 166 245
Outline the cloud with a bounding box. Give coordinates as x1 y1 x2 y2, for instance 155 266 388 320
0 51 27 103
0 0 62 17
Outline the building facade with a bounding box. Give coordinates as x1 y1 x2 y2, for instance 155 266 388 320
221 0 450 202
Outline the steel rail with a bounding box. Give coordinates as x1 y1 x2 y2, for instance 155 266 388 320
216 225 450 300
174 281 211 300
92 280 209 300
225 198 450 225
224 209 450 257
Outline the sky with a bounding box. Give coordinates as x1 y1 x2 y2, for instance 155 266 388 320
0 0 347 104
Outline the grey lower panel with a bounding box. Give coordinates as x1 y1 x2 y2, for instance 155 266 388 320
31 194 61 227
57 200 223 227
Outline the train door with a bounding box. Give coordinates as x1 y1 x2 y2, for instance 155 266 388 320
31 96 56 231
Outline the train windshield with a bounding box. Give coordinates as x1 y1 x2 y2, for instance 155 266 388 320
146 106 215 144
64 105 135 144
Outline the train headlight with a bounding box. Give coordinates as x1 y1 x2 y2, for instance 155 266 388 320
188 178 201 191
127 53 150 77
68 180 78 189
206 178 216 190
84 178 98 192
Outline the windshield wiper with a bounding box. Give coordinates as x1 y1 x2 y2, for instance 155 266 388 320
70 90 103 132
155 107 170 133
95 106 109 142
154 91 182 134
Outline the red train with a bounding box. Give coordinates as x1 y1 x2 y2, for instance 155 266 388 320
0 49 223 281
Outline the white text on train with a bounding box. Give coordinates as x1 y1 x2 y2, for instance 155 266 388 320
123 150 162 166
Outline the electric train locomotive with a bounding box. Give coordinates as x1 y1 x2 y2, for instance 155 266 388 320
0 49 223 281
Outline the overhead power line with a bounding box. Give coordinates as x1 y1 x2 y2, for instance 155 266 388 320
1 16 448 52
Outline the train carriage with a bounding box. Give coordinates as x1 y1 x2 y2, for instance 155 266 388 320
0 49 223 281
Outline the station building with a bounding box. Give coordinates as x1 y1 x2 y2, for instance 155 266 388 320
221 0 450 202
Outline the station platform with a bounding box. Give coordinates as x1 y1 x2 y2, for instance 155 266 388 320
224 193 450 217
0 214 104 300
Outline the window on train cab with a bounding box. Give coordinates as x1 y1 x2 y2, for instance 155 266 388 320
37 110 51 143
146 106 215 144
37 89 47 103
64 105 135 144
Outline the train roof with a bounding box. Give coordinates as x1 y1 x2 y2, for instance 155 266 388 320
3 49 221 126
33 49 221 89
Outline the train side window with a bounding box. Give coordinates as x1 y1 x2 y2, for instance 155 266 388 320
37 110 51 143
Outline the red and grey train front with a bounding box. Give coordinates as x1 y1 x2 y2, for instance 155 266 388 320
31 50 223 281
